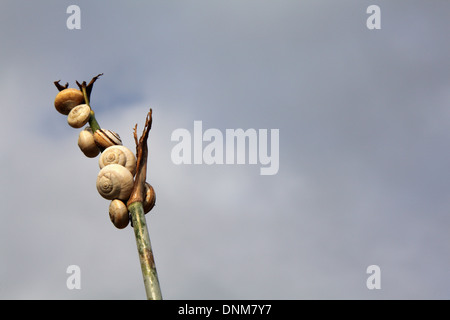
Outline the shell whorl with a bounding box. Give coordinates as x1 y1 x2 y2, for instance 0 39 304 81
96 164 134 201
99 146 137 176
78 127 100 158
54 88 84 115
93 129 122 149
68 104 91 128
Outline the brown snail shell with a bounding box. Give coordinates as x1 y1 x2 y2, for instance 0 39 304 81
93 129 122 149
109 199 129 229
96 164 134 201
68 104 91 128
78 127 100 158
143 183 156 214
54 88 84 115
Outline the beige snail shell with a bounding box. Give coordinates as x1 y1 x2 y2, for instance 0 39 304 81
54 88 84 115
96 164 134 201
78 127 100 158
93 129 122 149
109 199 129 229
143 183 156 214
67 104 91 128
99 145 137 176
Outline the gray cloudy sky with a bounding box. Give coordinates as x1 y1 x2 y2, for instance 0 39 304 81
1 0 450 299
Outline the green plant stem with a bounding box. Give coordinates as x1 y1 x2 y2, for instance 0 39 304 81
80 85 101 133
88 110 101 133
128 201 162 300
81 85 90 106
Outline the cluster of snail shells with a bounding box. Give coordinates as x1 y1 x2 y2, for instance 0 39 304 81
54 88 156 229
54 87 122 158
97 146 156 229
54 88 91 128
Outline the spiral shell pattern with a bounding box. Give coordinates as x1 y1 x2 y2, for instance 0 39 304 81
68 104 91 128
99 146 137 176
93 129 122 149
96 164 134 201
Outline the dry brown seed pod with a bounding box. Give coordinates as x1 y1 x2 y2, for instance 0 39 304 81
78 127 100 158
143 183 156 214
68 104 91 128
99 145 137 176
109 199 129 229
93 129 122 149
54 88 84 115
96 164 134 201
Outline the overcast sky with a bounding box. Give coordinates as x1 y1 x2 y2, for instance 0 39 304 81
1 0 450 299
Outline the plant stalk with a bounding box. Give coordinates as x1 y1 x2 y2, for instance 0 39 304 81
54 76 161 300
128 201 162 300
126 109 161 300
80 84 101 133
88 110 101 133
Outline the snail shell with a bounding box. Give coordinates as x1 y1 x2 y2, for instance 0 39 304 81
78 127 100 158
99 146 137 176
94 129 122 149
68 104 91 128
96 164 134 201
109 199 129 229
54 88 84 115
143 183 156 214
